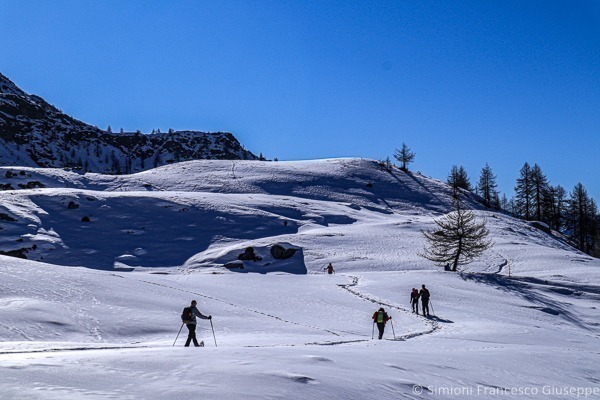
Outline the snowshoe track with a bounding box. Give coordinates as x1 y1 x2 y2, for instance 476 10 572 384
338 275 440 340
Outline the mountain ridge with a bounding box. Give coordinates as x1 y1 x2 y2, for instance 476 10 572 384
0 73 257 173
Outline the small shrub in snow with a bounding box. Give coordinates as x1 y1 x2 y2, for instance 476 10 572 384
18 181 45 189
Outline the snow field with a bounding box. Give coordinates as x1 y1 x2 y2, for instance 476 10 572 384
0 159 599 399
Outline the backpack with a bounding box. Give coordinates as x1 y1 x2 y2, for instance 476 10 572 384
181 307 193 322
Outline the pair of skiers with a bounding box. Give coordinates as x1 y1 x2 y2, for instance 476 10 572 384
410 285 431 317
181 300 212 347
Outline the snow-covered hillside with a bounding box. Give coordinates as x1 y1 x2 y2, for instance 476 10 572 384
1 158 598 399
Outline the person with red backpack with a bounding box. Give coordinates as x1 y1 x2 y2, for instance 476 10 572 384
372 307 391 339
324 263 335 274
410 288 420 314
181 300 212 347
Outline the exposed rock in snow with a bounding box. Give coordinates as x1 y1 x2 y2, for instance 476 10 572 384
0 73 257 173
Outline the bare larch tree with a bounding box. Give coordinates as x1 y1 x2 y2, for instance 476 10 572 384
421 198 492 271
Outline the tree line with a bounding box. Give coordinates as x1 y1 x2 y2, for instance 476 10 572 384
448 160 599 257
392 143 599 258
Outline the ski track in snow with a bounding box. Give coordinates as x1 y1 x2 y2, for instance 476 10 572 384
114 274 344 341
0 268 444 355
113 272 440 349
338 275 440 341
0 344 148 355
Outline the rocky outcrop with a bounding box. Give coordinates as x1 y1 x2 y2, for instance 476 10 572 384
270 244 297 259
0 73 258 173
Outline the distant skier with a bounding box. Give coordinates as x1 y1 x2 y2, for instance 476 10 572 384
324 263 335 275
419 285 430 317
372 307 391 339
410 288 420 314
181 300 211 347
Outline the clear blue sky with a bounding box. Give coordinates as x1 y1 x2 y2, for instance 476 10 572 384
1 0 599 202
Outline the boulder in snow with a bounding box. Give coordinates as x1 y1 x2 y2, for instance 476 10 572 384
270 244 297 260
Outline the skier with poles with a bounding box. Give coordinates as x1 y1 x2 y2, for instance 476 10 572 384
179 300 212 347
372 307 391 339
419 285 431 318
410 288 420 314
324 263 335 274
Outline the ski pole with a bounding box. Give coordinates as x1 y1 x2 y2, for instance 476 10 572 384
371 322 375 340
210 318 217 347
430 300 435 316
173 322 184 346
390 318 396 339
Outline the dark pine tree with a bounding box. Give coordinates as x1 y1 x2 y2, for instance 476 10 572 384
515 162 534 221
477 163 498 208
531 164 549 222
447 165 471 196
565 183 598 255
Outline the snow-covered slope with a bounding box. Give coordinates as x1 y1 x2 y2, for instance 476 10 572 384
0 159 483 270
1 158 598 399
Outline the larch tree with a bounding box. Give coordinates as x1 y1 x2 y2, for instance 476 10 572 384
476 163 498 208
565 183 598 255
447 165 471 196
531 163 549 222
543 184 567 231
515 162 534 220
393 143 416 171
421 198 492 271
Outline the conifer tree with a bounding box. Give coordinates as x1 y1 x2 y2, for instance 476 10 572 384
531 164 549 221
544 184 566 231
421 198 492 271
447 165 471 196
393 143 416 171
565 183 598 255
477 163 498 208
515 162 534 220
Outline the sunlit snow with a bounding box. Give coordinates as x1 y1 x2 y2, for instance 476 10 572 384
0 159 598 399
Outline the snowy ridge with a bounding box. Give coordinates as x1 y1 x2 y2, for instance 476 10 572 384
0 73 257 173
0 157 599 399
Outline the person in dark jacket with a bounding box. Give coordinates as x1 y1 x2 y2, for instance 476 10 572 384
182 300 211 347
419 285 430 317
410 288 420 314
324 263 335 274
372 307 391 339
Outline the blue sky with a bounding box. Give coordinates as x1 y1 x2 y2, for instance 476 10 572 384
1 0 599 202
